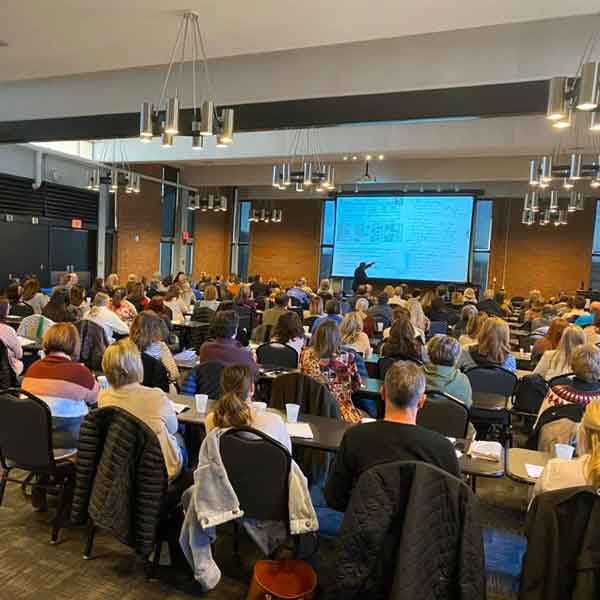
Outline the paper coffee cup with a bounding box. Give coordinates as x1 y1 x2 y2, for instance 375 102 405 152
377 322 384 332
195 394 208 414
252 401 267 413
554 443 574 460
285 403 300 423
303 325 310 334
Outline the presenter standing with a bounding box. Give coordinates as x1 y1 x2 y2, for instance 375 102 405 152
352 261 375 292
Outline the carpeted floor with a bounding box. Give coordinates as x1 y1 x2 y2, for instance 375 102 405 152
0 464 532 600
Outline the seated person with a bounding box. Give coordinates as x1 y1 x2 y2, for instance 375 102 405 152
407 297 429 341
379 317 425 363
562 294 587 322
83 292 129 343
354 297 376 338
580 301 600 345
196 284 220 312
536 344 600 419
533 324 585 381
311 299 343 333
42 289 76 323
271 311 305 357
324 361 460 511
109 288 138 327
476 289 504 317
286 280 310 309
205 364 291 452
456 316 516 373
454 304 479 340
349 284 370 310
22 278 48 315
147 295 173 330
98 338 186 480
388 286 406 307
6 282 34 318
426 296 459 326
0 297 24 379
462 287 478 306
303 295 326 322
199 310 258 378
367 292 394 329
300 320 362 423
340 311 372 360
531 318 569 364
382 305 411 339
262 292 289 328
164 285 188 324
458 312 488 348
424 335 472 408
22 323 99 448
532 400 600 500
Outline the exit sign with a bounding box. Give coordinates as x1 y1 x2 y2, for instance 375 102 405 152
71 219 82 229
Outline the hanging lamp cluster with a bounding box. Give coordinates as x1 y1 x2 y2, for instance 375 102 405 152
187 189 228 212
86 140 142 194
249 203 283 224
521 189 585 227
271 129 335 192
139 11 234 150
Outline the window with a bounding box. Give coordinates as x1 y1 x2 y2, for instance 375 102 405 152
319 199 336 281
231 198 250 281
591 201 600 288
471 199 492 290
184 243 194 276
160 242 173 277
160 167 179 276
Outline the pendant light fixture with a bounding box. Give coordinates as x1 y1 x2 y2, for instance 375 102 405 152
138 11 234 149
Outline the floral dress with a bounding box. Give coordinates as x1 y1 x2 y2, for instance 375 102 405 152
299 347 362 423
109 299 138 327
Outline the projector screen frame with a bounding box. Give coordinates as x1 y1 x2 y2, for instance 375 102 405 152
330 191 482 285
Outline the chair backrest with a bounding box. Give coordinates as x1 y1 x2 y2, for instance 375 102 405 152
378 355 423 379
140 353 170 393
251 324 272 344
256 342 299 369
548 372 575 387
235 305 253 334
17 314 54 339
303 315 318 329
0 340 18 390
75 319 109 371
9 302 34 318
465 366 517 398
0 388 55 472
192 305 216 323
418 390 469 438
195 361 225 397
220 427 291 521
372 314 391 334
512 374 549 414
428 321 449 337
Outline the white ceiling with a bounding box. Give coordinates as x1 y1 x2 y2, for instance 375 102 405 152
1 0 597 82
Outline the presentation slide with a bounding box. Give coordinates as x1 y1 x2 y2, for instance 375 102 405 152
331 195 474 282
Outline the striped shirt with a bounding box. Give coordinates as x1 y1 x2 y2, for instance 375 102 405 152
22 353 99 418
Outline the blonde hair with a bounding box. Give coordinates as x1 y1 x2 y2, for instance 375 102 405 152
466 312 488 338
463 288 477 303
407 297 429 332
102 338 144 388
309 296 324 316
477 317 511 364
583 401 600 489
383 285 395 297
340 312 364 345
88 292 110 318
572 344 600 383
420 290 435 312
43 323 81 360
105 273 120 290
203 285 218 301
549 325 585 374
212 365 253 428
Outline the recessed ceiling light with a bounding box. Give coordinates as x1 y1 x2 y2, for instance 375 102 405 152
352 155 358 160
343 156 348 161
378 154 385 160
365 154 372 161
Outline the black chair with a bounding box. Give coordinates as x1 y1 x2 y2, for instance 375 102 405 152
372 315 391 336
0 340 18 390
256 342 299 369
220 427 292 555
8 302 34 318
378 355 423 380
0 389 76 543
511 374 549 429
303 316 319 330
189 361 225 398
427 321 448 338
192 305 216 324
465 366 517 443
548 372 575 387
418 390 469 438
141 353 170 393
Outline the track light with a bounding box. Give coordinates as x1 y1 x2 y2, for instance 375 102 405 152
549 190 559 213
569 153 582 179
140 102 154 139
165 97 180 135
546 77 568 121
577 62 600 111
529 159 539 186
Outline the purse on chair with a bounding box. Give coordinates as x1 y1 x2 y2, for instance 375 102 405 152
246 560 317 600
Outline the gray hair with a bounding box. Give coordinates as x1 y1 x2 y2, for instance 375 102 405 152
426 334 461 367
572 345 600 383
384 361 426 409
355 298 369 313
461 304 478 320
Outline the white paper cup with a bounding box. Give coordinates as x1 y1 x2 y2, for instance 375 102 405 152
195 394 208 414
286 403 300 423
303 325 310 334
377 322 384 332
252 401 267 413
97 375 109 390
554 443 574 460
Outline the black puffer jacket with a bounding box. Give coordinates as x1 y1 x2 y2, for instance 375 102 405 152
75 319 108 372
319 460 485 600
70 407 168 557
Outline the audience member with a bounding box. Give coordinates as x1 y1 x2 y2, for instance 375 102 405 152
380 317 424 363
368 292 394 329
147 295 173 329
68 285 88 321
453 304 478 339
104 273 120 295
109 288 138 326
533 324 585 381
251 274 269 299
531 304 557 334
407 297 430 338
354 297 376 338
164 285 187 324
420 290 435 314
286 279 310 308
316 279 333 301
262 293 289 328
98 338 185 480
6 283 33 318
127 281 147 312
304 296 326 321
340 312 372 359
21 279 48 315
458 312 488 348
427 296 459 325
311 299 343 333
42 289 76 323
0 297 24 378
531 318 569 363
300 320 362 423
450 291 464 311
205 364 291 451
477 289 504 317
580 301 600 345
197 285 220 312
83 292 129 342
463 287 478 305
383 306 411 339
271 311 306 356
561 295 587 321
388 286 406 307
323 361 460 511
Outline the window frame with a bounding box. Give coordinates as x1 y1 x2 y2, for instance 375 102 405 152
230 196 250 280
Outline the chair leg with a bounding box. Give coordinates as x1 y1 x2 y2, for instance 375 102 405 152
0 468 10 506
83 522 96 559
148 538 163 580
50 480 67 544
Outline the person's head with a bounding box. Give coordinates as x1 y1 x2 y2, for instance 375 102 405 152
69 285 85 307
466 312 488 338
383 361 426 418
544 318 569 349
165 285 181 302
105 273 120 290
392 305 410 322
427 334 461 367
111 288 126 308
383 285 395 298
49 289 68 306
273 311 304 344
572 345 600 383
147 295 167 315
477 317 510 364
42 323 81 360
309 296 324 316
407 297 428 330
212 365 255 428
312 319 341 359
421 290 435 310
430 296 446 312
553 324 585 366
385 318 419 358
355 297 369 314
211 310 239 339
460 304 478 322
325 299 341 315
318 279 331 292
494 291 506 305
127 273 139 283
203 285 218 302
102 338 144 388
0 297 10 321
582 401 600 488
451 291 464 305
574 295 587 310
340 312 364 344
483 288 495 300
128 281 144 301
91 277 105 293
6 283 21 304
173 272 186 285
356 285 367 296
529 289 542 305
274 293 289 309
21 278 40 301
463 287 477 303
590 301 600 327
67 272 79 286
93 292 110 308
130 310 168 351
377 292 389 306
235 285 251 305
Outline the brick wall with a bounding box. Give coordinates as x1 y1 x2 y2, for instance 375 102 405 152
488 197 597 298
192 209 231 279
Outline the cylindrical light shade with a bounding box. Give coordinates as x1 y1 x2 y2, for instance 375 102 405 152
591 175 600 188
568 191 578 212
523 193 531 211
192 134 203 150
200 101 214 135
549 190 559 213
576 192 585 211
282 163 291 187
110 168 118 192
577 62 600 110
303 162 313 186
328 166 335 189
553 109 572 129
590 111 600 131
529 160 539 186
219 109 234 143
215 134 228 148
530 191 540 212
207 194 214 210
521 210 530 225
140 102 154 138
272 165 280 188
134 174 141 194
295 183 303 192
165 96 180 135
541 209 551 226
541 155 553 181
563 177 574 189
125 172 133 194
259 208 267 221
161 131 174 147
569 153 582 179
546 77 568 121
220 196 228 212
559 209 568 225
